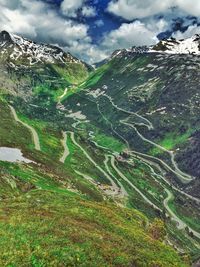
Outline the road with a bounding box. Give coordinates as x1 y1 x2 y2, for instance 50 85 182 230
164 189 200 239
69 131 124 198
128 153 200 204
100 93 193 183
96 98 199 200
122 119 193 183
58 88 68 103
60 131 70 163
9 105 41 151
104 155 128 197
103 94 153 130
109 155 161 211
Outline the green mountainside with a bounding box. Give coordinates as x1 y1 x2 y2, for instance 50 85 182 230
0 31 200 266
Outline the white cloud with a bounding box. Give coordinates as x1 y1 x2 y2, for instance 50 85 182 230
0 0 88 42
107 0 173 20
1 8 37 37
173 24 200 39
176 0 200 17
0 0 19 9
82 6 96 17
68 42 108 64
107 0 200 20
61 0 84 17
95 19 104 27
102 21 159 51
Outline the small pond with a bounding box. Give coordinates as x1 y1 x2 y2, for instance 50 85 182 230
0 147 33 163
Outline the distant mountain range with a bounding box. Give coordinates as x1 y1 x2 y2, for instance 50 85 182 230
111 34 200 60
2 30 200 68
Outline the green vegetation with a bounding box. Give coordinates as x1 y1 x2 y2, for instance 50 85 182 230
116 160 164 211
59 63 110 102
53 63 89 85
0 189 188 267
33 84 65 102
0 101 35 151
1 43 200 266
168 200 200 232
0 160 76 197
150 131 192 156
17 113 63 160
81 63 110 89
60 85 81 101
64 134 111 185
94 131 126 152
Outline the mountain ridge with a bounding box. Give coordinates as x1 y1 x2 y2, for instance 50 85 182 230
0 30 87 67
2 30 200 67
109 34 200 62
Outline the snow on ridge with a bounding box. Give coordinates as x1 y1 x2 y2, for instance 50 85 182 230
0 31 81 65
150 35 200 55
111 35 200 59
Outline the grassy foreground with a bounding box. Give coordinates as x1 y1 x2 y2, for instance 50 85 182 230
0 190 188 267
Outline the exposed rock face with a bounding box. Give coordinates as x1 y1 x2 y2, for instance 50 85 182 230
0 30 85 66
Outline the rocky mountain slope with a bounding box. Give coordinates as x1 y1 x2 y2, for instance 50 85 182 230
110 34 200 59
152 35 200 55
0 30 83 66
0 31 200 266
72 41 200 197
0 30 91 99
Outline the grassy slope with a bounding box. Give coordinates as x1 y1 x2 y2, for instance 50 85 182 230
52 63 89 85
150 130 193 156
0 190 188 267
60 63 110 102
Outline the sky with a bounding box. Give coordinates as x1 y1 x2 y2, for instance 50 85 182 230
0 0 200 63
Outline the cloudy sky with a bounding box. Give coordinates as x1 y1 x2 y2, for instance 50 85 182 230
0 0 200 63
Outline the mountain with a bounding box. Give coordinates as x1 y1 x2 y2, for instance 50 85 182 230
109 35 200 59
108 35 200 184
0 30 91 99
70 41 200 195
152 35 200 55
0 31 199 266
0 30 83 65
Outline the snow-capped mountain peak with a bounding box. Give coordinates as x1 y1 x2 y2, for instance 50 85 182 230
0 30 81 66
151 35 200 55
110 35 200 60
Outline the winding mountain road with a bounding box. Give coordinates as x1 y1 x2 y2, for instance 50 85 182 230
109 155 161 211
96 98 199 201
122 119 193 183
93 97 200 238
164 189 200 239
104 155 128 197
60 131 70 163
9 105 41 151
103 94 153 130
69 131 124 197
128 153 200 204
99 94 193 183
